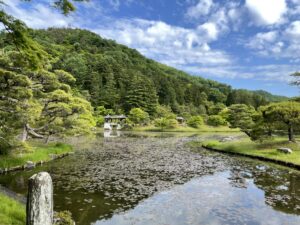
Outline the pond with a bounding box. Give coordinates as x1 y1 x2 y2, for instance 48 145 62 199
1 132 300 225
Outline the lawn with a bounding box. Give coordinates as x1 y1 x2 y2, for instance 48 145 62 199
0 193 25 225
198 136 300 166
133 125 240 132
0 142 72 169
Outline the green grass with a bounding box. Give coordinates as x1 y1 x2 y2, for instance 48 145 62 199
0 193 25 225
133 125 240 132
0 142 72 169
199 136 300 166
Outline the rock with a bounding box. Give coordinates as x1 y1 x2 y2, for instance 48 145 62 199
277 147 293 154
26 172 53 225
220 136 235 142
25 161 36 169
10 166 22 171
49 154 57 160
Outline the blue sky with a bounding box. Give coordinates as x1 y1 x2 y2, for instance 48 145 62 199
3 0 300 96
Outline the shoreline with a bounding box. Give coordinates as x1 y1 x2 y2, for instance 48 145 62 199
0 142 74 175
202 145 300 170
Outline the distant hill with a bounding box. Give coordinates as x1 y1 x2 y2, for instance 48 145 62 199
24 28 289 114
253 90 289 102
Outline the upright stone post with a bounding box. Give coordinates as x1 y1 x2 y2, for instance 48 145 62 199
26 172 53 225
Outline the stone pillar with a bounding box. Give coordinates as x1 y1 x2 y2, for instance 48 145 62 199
26 172 53 225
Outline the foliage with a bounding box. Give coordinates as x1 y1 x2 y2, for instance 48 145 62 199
0 49 95 146
207 115 227 127
207 103 226 115
94 106 115 116
154 105 176 119
54 211 74 225
226 89 269 108
128 108 149 125
260 101 300 142
95 116 105 127
0 193 25 225
227 104 256 137
0 28 283 114
187 116 204 128
154 118 178 130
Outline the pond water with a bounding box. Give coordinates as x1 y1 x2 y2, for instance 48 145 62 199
1 132 300 225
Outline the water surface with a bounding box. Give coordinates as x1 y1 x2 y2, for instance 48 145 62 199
1 132 300 225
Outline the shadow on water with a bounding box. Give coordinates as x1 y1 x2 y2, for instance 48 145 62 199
1 132 300 225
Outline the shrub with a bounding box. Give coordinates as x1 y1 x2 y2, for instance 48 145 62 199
155 105 176 119
95 116 105 127
207 115 227 127
154 118 178 130
187 116 204 128
128 108 149 125
54 211 74 225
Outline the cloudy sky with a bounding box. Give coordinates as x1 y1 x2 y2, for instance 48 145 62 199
3 0 300 96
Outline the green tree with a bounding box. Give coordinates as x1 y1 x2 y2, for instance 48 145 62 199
154 118 178 130
227 104 256 137
128 108 149 125
187 116 204 128
154 105 176 119
207 115 227 127
260 101 300 142
124 73 158 114
0 50 95 146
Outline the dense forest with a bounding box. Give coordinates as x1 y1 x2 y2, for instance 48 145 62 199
20 28 287 116
0 27 296 152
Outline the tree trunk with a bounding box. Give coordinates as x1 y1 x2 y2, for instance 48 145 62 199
21 124 28 142
288 123 295 142
26 124 44 139
45 135 50 144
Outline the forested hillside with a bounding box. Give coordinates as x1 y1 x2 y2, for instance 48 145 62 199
19 28 287 115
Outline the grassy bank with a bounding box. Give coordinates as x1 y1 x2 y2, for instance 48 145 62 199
196 137 300 167
0 142 72 169
0 193 25 225
133 125 240 132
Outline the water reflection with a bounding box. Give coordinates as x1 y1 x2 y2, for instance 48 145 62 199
0 133 300 225
96 172 300 225
103 130 121 138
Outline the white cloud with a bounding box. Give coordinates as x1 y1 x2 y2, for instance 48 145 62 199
285 20 300 40
197 22 218 40
93 19 232 68
245 0 287 25
247 31 278 50
186 0 214 19
2 0 73 28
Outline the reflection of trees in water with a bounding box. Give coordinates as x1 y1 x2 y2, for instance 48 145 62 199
229 163 300 215
228 166 253 188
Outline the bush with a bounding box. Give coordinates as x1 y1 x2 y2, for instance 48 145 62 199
154 118 178 130
95 116 105 127
187 116 204 128
54 211 74 225
207 115 227 127
128 108 149 125
0 139 12 155
155 105 176 119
